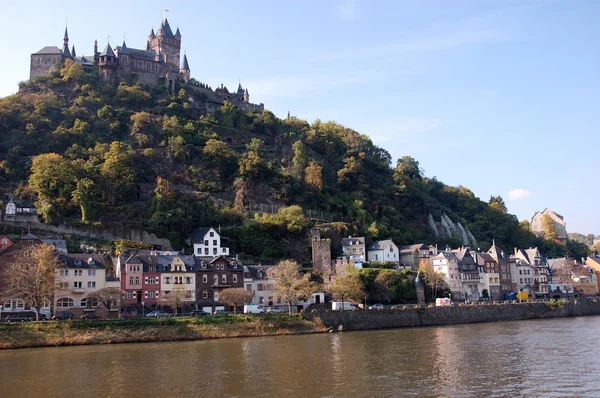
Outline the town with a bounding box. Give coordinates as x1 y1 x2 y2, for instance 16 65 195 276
1 208 598 320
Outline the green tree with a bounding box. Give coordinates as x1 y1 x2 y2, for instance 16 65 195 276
28 153 76 222
100 141 136 205
71 178 96 222
541 214 558 241
489 195 507 213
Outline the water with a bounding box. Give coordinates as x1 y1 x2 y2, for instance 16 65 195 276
1 317 599 397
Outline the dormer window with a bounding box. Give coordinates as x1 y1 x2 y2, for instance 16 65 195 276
75 260 81 265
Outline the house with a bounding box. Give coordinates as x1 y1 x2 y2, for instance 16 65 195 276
55 254 110 317
0 235 14 251
474 252 500 300
192 227 229 257
341 236 366 263
244 265 283 308
158 255 196 312
454 248 481 301
488 242 513 296
510 255 534 295
514 247 548 297
400 244 430 270
367 240 400 266
585 255 600 293
195 255 244 313
530 209 567 242
432 251 461 299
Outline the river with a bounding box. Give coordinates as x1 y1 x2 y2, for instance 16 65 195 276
1 316 599 397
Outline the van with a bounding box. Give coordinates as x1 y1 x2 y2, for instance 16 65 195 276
435 298 454 307
332 301 357 311
244 305 264 314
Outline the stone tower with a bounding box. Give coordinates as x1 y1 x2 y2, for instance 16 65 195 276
98 42 118 81
415 273 426 305
311 228 332 276
180 53 190 83
148 18 181 71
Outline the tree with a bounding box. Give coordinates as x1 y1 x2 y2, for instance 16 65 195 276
418 259 448 301
329 266 365 309
89 287 121 318
71 178 96 222
541 214 558 241
489 195 507 213
268 260 314 315
304 161 323 194
28 153 76 221
219 288 252 314
160 288 189 315
2 244 61 321
481 289 489 299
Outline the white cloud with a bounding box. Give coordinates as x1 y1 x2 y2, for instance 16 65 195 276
508 189 532 200
335 0 360 21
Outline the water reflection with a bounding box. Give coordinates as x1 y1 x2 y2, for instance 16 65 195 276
1 317 599 397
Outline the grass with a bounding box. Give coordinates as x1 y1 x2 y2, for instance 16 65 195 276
0 315 328 350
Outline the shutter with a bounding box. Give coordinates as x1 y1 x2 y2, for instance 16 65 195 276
144 292 148 298
145 277 148 284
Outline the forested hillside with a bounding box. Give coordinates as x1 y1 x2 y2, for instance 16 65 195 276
0 60 587 261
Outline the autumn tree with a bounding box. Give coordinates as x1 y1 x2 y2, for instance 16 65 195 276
304 161 323 194
1 244 61 321
329 266 365 309
541 214 558 241
418 259 448 301
268 260 315 315
219 288 252 314
28 153 76 222
100 141 136 205
89 287 121 318
71 178 96 222
160 288 189 315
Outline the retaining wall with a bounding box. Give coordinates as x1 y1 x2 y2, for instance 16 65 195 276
305 300 600 331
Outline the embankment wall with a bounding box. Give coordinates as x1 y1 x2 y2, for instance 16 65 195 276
305 300 600 331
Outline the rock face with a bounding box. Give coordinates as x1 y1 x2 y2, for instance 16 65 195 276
304 300 600 331
429 212 477 247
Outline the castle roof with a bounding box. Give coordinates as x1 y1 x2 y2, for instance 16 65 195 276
158 18 174 38
181 54 190 70
149 28 155 38
116 46 155 61
100 43 115 57
71 45 76 57
237 83 244 94
146 41 151 51
62 43 71 57
64 26 69 41
175 27 181 37
33 46 62 55
119 40 131 55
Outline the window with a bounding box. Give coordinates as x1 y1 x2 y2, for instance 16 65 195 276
148 277 156 284
74 270 82 276
130 60 134 68
138 61 143 68
233 275 237 283
185 277 192 284
164 277 172 284
146 62 150 70
60 270 69 277
213 240 217 246
204 240 209 246
257 284 264 291
222 274 227 284
129 277 134 285
74 281 82 288
390 246 393 252
209 232 214 237
135 277 140 285
59 282 69 288
204 248 209 255
80 298 88 307
88 270 96 276
87 281 96 288
126 292 134 299
36 57 41 65
197 248 201 254
246 284 252 292
202 291 208 299
148 291 156 299
213 248 217 255
203 275 208 283
4 299 25 310
213 275 218 285
222 248 226 253
520 278 523 283
259 297 264 304
57 298 74 308
214 292 219 301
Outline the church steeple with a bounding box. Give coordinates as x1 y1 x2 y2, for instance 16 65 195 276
62 25 71 57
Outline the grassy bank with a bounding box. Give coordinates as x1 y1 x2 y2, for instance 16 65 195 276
0 315 328 350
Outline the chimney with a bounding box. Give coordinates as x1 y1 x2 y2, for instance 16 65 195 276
514 248 518 255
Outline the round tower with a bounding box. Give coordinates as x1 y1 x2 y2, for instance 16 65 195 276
98 42 118 81
180 53 190 83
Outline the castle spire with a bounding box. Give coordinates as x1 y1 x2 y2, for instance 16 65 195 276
62 23 71 57
71 45 76 58
181 53 190 70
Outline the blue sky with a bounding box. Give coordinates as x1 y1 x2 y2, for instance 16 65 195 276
1 0 598 235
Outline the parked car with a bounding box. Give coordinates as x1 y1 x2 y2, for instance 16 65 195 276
146 311 171 318
243 305 264 314
332 302 357 311
266 307 285 314
435 298 454 307
213 310 231 316
80 313 102 320
119 312 137 319
368 303 384 310
3 311 47 322
52 312 74 321
191 310 210 317
390 305 402 310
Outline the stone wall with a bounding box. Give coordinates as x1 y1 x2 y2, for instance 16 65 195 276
305 300 600 331
0 220 172 250
30 54 61 80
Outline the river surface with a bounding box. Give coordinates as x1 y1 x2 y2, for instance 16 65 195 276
1 316 599 397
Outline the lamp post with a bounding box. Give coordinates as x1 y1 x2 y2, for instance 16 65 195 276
141 301 145 317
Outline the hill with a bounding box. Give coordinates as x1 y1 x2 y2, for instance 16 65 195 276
0 60 587 261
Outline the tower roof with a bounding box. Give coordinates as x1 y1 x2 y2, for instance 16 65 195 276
64 26 69 41
119 40 131 54
159 18 174 37
100 43 115 57
146 41 151 51
237 83 244 94
181 54 190 70
62 43 71 57
149 28 155 38
71 45 76 57
175 27 181 37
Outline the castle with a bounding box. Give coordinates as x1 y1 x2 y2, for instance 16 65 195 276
30 18 263 111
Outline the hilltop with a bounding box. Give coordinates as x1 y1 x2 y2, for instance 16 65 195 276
0 61 587 261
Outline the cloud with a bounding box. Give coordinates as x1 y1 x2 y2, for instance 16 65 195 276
508 189 532 200
335 0 360 21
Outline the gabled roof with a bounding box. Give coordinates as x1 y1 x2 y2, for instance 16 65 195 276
59 254 106 269
246 265 275 279
191 227 215 244
119 40 131 55
342 237 365 247
22 233 38 240
400 243 428 254
433 251 459 262
33 46 62 55
475 252 496 265
487 242 504 261
41 239 67 253
368 240 396 251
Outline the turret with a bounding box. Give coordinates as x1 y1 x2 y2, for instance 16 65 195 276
180 53 190 83
119 40 131 69
98 41 118 81
155 47 162 62
148 28 155 41
62 26 71 57
244 87 249 103
71 45 76 58
175 27 181 40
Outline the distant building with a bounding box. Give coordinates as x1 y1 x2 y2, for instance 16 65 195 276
192 227 229 257
311 229 332 276
432 251 461 298
0 235 14 251
367 240 399 266
399 244 430 270
341 236 365 264
530 209 567 242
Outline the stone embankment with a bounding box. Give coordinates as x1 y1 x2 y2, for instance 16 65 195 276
304 299 600 331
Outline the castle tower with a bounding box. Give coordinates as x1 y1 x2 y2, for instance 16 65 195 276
180 53 190 83
118 40 131 71
98 41 118 81
149 18 181 72
415 273 426 304
71 45 76 58
62 26 71 57
244 87 250 103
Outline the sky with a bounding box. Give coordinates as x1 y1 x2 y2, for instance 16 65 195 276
1 0 599 235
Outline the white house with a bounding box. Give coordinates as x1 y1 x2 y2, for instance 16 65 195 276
367 240 400 265
5 199 16 215
432 252 462 298
342 236 366 263
192 227 229 257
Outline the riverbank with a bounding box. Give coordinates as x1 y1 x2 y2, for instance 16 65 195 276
0 315 328 350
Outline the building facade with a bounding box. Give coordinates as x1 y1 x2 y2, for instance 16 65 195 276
530 209 567 242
